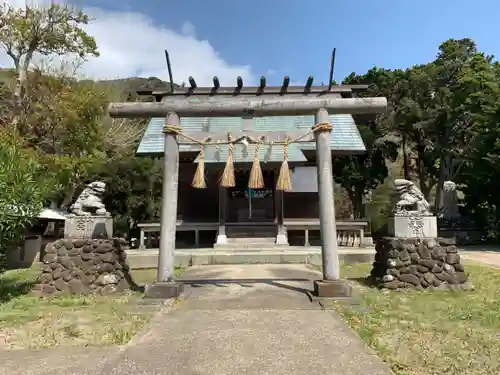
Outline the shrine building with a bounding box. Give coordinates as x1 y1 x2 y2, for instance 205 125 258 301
135 110 372 249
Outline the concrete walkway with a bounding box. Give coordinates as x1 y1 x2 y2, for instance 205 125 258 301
97 265 391 375
0 264 391 375
0 346 119 375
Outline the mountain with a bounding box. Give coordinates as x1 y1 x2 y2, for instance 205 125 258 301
82 76 179 102
0 68 179 102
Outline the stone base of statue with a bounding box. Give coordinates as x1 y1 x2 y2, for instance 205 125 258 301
64 215 113 239
371 216 472 291
371 179 473 291
388 215 438 239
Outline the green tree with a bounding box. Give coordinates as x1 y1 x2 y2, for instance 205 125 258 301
17 68 145 208
0 132 47 272
90 156 163 238
346 39 498 213
0 2 99 130
21 69 109 207
426 39 491 212
395 63 439 199
343 68 410 176
334 69 401 219
332 123 398 219
455 53 500 236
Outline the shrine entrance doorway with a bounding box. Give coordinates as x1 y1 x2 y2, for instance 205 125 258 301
226 170 275 223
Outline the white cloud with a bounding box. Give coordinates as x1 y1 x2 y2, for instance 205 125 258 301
1 0 255 86
180 22 197 38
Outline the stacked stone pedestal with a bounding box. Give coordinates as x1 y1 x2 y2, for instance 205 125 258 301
33 238 134 296
371 236 472 290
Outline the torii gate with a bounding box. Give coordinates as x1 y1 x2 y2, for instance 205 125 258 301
108 49 387 298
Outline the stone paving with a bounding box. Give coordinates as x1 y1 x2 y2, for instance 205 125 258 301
0 264 392 375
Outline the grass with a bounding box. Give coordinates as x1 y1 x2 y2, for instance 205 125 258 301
0 266 184 350
333 263 500 375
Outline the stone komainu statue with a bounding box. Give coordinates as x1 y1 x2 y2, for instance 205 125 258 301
70 181 110 217
393 179 432 216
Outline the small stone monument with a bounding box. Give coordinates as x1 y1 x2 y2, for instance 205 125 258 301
64 181 113 239
371 179 471 291
441 180 461 221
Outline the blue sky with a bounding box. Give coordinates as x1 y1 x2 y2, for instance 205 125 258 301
78 0 500 84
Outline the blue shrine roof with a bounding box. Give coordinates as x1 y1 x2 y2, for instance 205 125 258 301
136 114 366 162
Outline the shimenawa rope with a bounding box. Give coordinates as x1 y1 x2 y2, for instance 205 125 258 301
220 133 235 187
248 139 264 189
163 120 334 191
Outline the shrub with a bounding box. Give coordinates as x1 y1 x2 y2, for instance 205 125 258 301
0 132 46 272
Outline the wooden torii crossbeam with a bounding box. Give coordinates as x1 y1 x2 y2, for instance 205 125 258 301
108 49 388 299
108 96 386 118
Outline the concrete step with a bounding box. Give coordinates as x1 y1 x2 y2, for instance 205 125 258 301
214 244 290 250
212 247 289 252
226 229 277 236
125 247 376 269
227 237 276 244
227 233 276 238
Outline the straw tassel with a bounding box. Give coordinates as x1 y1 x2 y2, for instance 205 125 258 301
276 137 292 192
191 142 207 188
220 133 235 187
248 141 264 189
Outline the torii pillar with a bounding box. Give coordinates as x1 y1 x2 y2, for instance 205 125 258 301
312 108 351 298
144 112 184 299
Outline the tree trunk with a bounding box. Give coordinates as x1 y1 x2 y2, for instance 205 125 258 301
416 150 432 201
434 154 450 215
11 67 24 133
60 183 79 209
11 52 33 133
434 126 452 214
402 133 410 180
348 188 364 220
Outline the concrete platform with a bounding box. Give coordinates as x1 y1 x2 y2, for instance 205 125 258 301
125 247 375 269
